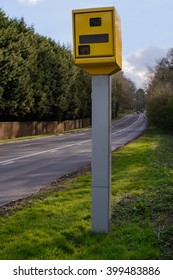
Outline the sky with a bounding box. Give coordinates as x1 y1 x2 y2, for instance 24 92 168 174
0 0 173 88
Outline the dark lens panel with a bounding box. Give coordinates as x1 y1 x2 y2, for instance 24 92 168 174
79 34 109 44
90 17 101 27
78 45 90 55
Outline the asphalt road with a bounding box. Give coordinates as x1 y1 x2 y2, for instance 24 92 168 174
0 114 147 206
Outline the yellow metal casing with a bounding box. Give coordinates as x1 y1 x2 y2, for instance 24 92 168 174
72 6 122 75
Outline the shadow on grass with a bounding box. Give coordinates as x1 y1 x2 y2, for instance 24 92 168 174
111 128 173 259
112 183 173 260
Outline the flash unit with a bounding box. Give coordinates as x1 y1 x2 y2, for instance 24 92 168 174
90 17 102 27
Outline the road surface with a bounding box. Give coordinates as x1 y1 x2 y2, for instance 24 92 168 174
0 114 147 206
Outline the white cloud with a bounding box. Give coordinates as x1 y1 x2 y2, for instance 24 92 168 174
18 0 44 5
123 45 169 88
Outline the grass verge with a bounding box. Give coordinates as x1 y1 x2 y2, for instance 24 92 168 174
0 128 173 259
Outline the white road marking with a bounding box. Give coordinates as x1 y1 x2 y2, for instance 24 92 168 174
112 115 142 135
1 161 15 166
0 115 144 166
0 139 91 165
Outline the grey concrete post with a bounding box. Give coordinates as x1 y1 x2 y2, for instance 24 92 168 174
92 75 111 233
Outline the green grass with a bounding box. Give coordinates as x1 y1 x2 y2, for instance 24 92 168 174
0 128 173 259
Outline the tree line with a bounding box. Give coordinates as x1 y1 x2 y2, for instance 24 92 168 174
111 72 145 118
147 48 173 130
0 9 92 121
0 9 142 122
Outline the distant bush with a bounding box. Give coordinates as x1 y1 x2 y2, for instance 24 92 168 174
147 49 173 130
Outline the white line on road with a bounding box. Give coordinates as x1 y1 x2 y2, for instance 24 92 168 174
0 115 145 166
1 161 15 166
112 114 142 135
0 139 91 165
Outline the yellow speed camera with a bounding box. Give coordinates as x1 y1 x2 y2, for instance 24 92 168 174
72 6 122 75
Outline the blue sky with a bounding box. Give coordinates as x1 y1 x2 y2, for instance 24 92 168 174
1 0 173 88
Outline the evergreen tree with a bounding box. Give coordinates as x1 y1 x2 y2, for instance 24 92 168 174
0 9 92 121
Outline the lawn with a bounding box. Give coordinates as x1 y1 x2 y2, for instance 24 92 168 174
0 128 173 259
